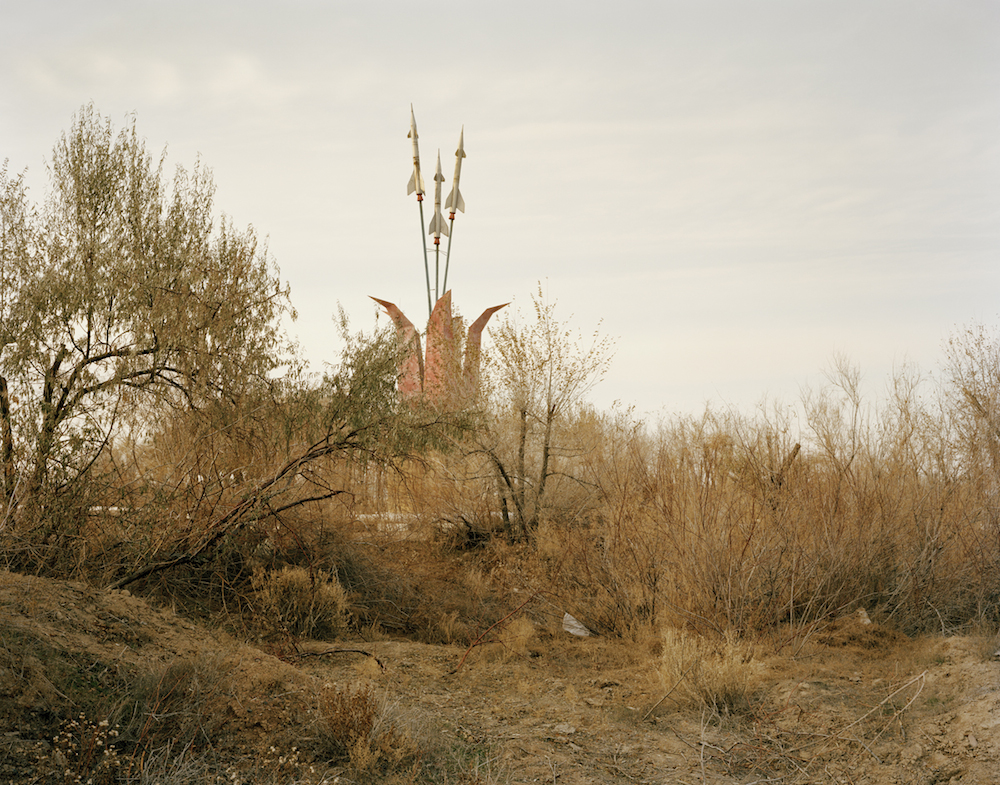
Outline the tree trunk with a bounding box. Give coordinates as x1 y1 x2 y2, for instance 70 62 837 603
0 376 13 504
531 402 557 532
516 404 527 517
24 348 68 525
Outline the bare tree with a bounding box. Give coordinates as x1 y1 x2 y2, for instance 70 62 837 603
478 284 615 541
943 323 1000 506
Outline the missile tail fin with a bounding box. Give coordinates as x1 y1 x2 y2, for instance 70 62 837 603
445 188 465 213
408 170 425 196
428 212 449 237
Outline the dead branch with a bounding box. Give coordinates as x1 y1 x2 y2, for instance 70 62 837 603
451 589 542 674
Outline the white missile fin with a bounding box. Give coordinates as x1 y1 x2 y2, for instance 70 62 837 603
445 188 465 213
427 213 449 236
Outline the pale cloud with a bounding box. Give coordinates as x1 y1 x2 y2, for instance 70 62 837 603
13 48 180 105
205 53 302 105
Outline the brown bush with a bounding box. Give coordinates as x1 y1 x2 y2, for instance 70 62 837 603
319 684 420 777
251 565 349 640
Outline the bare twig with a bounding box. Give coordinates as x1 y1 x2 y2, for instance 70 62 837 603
451 590 542 674
643 663 695 721
699 708 708 784
793 670 927 755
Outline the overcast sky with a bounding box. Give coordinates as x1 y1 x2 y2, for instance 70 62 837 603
3 1 998 418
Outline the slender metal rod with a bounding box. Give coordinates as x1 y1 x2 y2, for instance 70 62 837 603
442 218 455 294
418 198 432 318
434 243 440 304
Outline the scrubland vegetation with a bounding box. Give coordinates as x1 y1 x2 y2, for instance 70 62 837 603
2 108 999 783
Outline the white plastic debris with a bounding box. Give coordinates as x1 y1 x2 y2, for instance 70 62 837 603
562 612 592 637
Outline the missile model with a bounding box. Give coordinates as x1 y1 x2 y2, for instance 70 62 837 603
406 105 425 198
444 126 466 218
441 127 466 294
427 151 449 246
407 105 432 316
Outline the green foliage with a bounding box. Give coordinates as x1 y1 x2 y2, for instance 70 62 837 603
0 105 291 545
1 107 457 594
320 309 461 460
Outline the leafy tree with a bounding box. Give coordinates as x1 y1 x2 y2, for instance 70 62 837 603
0 106 292 538
478 284 615 541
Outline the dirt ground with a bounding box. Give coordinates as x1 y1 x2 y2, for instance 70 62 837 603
2 570 999 784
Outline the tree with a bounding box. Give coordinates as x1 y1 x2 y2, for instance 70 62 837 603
107 316 458 591
478 284 615 541
0 106 292 535
943 323 1000 496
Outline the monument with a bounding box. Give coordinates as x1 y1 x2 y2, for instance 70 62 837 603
372 107 507 405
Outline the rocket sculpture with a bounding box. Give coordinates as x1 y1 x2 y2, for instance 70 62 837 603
372 108 506 406
442 127 465 293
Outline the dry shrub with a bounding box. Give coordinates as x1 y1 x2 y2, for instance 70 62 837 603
659 628 764 717
251 565 348 640
563 361 1000 640
498 616 536 659
433 610 471 644
319 684 420 777
339 538 508 645
111 654 234 755
35 714 125 785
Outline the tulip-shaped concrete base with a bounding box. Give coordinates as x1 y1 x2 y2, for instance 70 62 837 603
371 291 507 405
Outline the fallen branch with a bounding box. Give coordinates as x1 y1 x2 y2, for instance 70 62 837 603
284 647 385 670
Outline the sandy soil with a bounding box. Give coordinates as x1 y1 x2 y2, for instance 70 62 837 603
2 570 999 784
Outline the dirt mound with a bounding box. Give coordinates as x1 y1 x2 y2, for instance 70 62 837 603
0 571 333 780
3 570 1000 784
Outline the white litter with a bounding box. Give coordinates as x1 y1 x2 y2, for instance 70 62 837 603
562 612 591 637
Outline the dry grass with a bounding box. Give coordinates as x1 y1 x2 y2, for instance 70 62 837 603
547 362 1000 641
5 328 1000 783
658 628 765 717
110 654 236 756
497 616 536 659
